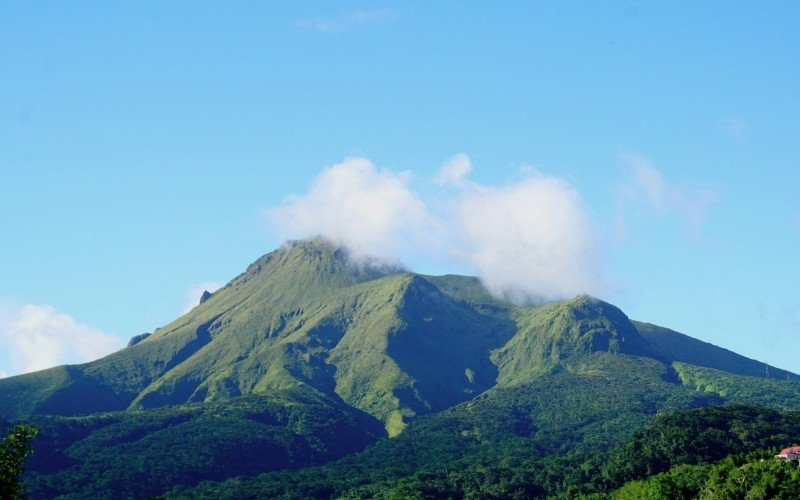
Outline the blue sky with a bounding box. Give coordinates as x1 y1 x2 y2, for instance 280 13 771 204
1 1 798 376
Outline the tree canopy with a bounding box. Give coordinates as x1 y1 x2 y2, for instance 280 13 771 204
0 424 39 499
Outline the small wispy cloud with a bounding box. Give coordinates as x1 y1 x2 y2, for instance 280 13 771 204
182 282 223 314
720 115 748 140
618 152 720 236
0 303 124 376
434 154 472 187
296 9 396 33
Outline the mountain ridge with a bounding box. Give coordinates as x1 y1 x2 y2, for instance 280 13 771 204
2 238 799 497
0 238 796 426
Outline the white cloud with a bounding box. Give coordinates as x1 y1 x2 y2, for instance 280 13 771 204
268 155 605 304
0 304 124 376
434 154 473 187
268 157 434 261
449 160 604 302
720 115 747 139
182 281 223 314
619 152 719 233
296 9 396 33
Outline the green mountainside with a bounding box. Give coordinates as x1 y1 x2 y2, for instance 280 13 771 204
634 321 795 380
492 296 658 385
0 238 798 498
0 240 518 436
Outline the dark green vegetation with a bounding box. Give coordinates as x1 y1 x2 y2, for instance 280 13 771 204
23 394 378 499
174 404 800 498
0 424 40 500
598 404 800 490
612 455 800 499
0 239 798 498
674 363 800 410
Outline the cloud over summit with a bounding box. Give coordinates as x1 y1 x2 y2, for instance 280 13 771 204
268 158 433 261
451 165 604 302
269 155 605 303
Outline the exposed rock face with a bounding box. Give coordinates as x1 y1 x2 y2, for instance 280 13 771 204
199 290 213 304
127 332 152 347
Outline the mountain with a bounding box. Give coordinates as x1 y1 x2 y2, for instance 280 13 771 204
1 238 798 498
0 240 515 435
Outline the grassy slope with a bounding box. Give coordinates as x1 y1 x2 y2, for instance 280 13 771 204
493 296 657 385
635 321 799 381
673 362 800 409
0 241 521 437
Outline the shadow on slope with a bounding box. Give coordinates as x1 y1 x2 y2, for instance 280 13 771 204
169 353 711 499
22 393 383 499
387 276 517 413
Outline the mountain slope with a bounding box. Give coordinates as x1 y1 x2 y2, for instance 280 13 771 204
3 239 793 428
634 321 798 381
0 238 798 498
492 296 658 385
0 240 517 435
1 238 796 429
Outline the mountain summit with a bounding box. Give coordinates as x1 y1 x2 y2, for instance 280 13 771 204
0 238 796 428
1 238 798 498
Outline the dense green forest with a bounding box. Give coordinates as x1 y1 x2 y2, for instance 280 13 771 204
612 453 800 499
22 394 381 499
172 405 800 498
